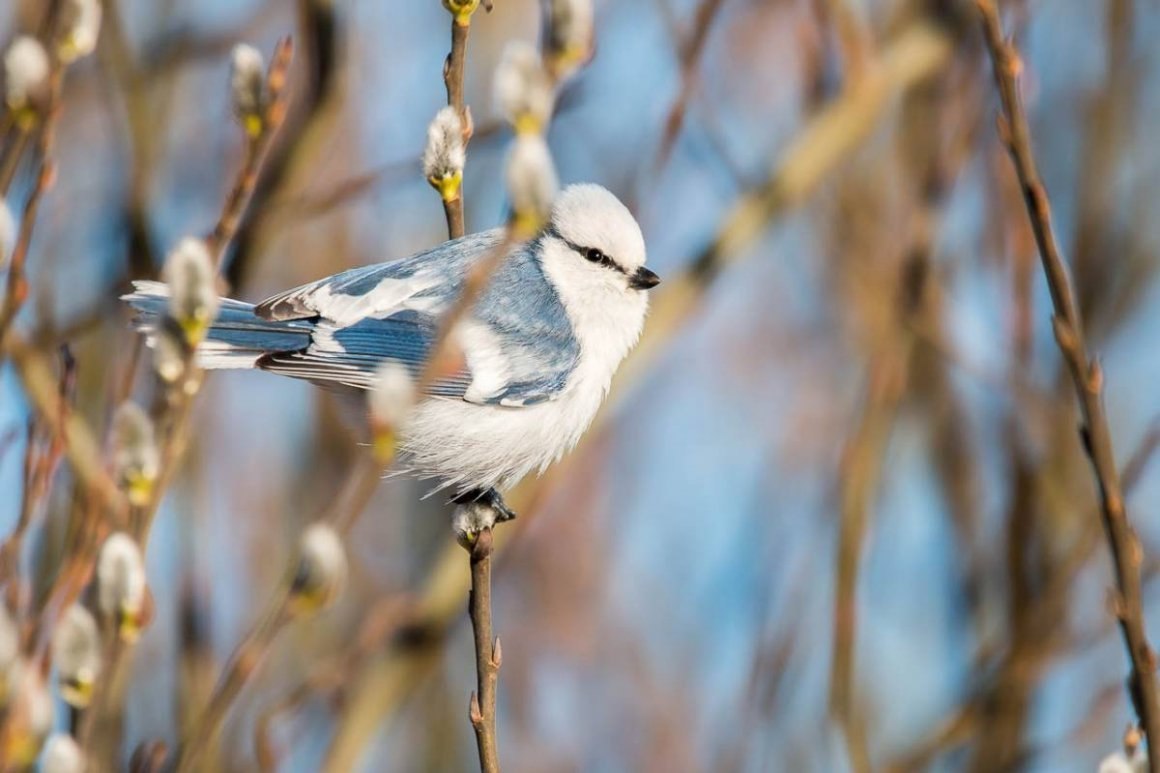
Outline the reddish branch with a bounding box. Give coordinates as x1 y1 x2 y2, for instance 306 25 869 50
0 66 64 342
975 2 1160 767
467 529 501 773
206 37 295 268
441 18 472 239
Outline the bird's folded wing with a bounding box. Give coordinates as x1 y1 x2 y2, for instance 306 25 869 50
252 233 580 406
254 230 503 323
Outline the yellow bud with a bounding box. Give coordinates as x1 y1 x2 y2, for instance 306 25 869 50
244 113 264 139
12 106 38 131
118 607 143 644
511 210 545 240
429 171 463 203
125 473 154 508
60 675 94 709
513 114 543 136
373 429 397 464
443 0 481 23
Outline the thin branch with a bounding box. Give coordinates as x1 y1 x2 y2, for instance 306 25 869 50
224 1 343 290
975 2 1160 766
206 37 294 268
441 17 472 239
653 0 727 174
4 335 129 526
467 529 500 773
0 128 32 195
832 348 910 773
0 68 64 342
175 595 292 772
176 445 383 770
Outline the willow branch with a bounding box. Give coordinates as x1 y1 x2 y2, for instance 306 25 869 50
441 18 472 239
975 1 1160 765
4 336 129 526
206 37 294 268
467 530 501 773
175 595 292 772
0 67 64 342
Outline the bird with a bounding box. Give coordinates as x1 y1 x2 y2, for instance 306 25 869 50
124 183 660 527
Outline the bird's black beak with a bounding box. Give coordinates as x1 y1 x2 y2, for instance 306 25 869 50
629 266 661 291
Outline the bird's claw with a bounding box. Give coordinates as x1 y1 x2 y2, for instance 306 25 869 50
451 488 517 546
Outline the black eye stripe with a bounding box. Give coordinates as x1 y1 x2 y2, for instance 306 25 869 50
584 247 616 268
544 227 625 275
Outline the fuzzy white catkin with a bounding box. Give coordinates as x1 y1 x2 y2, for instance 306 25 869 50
422 106 466 185
4 36 49 111
293 523 348 607
547 0 594 68
97 532 146 623
6 661 53 751
109 403 158 506
1099 750 1147 773
0 198 15 264
0 605 17 673
230 44 266 127
111 402 160 502
58 0 102 62
153 325 186 383
505 133 558 227
40 734 85 773
370 361 416 430
493 42 554 132
162 237 219 340
51 605 101 705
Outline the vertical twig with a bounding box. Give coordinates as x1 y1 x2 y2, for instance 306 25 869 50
467 529 500 773
975 3 1160 768
175 597 292 772
206 37 294 268
437 12 504 769
0 68 63 344
441 17 472 239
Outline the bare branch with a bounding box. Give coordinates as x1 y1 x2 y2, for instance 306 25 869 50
975 2 1160 767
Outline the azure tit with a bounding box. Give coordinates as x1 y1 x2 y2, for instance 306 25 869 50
125 184 659 522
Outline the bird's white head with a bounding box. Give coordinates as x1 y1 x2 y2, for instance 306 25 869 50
537 183 657 366
540 182 657 293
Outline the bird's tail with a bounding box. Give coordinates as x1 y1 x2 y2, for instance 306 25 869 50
122 280 314 370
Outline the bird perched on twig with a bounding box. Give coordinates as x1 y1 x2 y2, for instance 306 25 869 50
124 184 659 528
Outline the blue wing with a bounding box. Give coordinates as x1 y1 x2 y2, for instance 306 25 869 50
254 230 580 406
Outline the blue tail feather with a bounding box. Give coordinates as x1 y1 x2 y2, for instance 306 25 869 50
122 281 314 370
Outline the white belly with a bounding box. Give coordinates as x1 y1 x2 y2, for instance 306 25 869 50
398 361 607 493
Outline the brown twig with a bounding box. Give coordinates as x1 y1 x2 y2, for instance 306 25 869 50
653 0 727 174
441 17 472 239
206 37 295 268
176 445 382 770
175 594 293 771
224 1 342 290
4 335 129 526
975 2 1160 766
252 595 413 771
832 347 911 773
466 529 501 773
0 127 32 196
0 347 74 589
0 69 63 343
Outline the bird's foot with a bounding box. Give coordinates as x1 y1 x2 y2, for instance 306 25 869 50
451 488 517 547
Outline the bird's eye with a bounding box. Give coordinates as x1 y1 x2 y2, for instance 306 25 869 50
583 247 607 264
